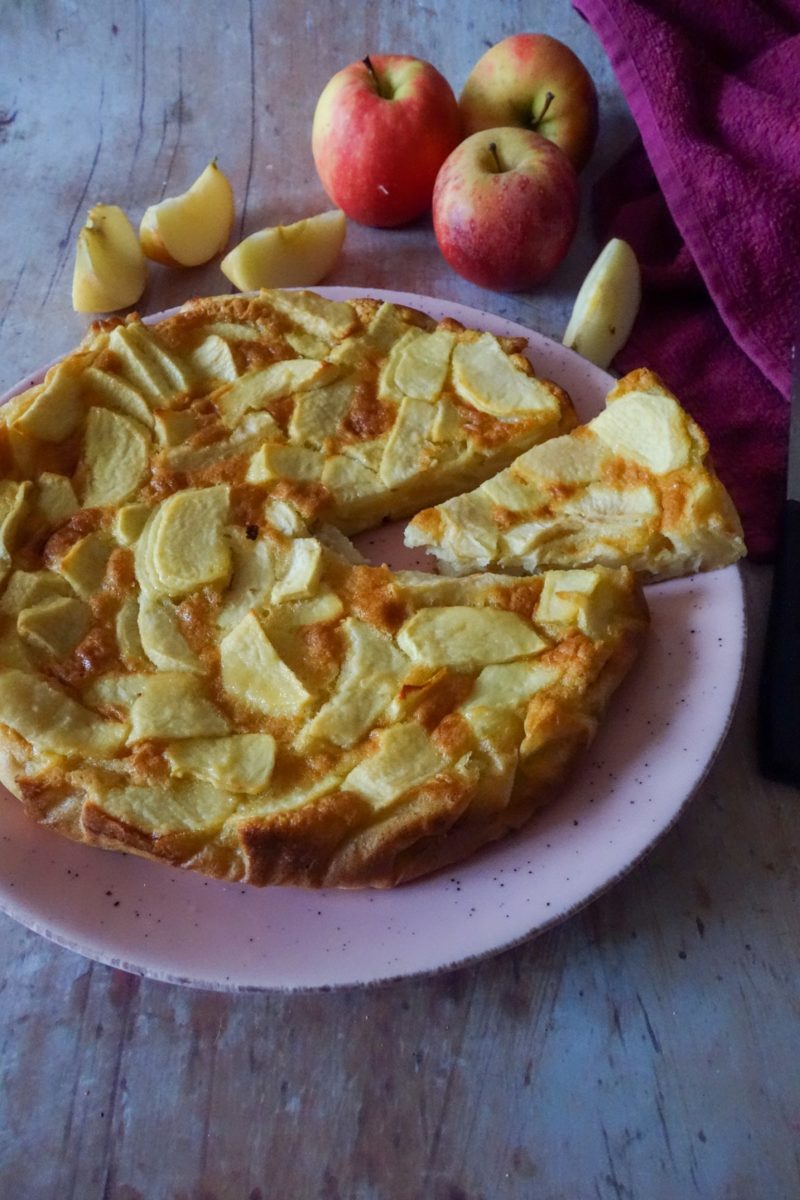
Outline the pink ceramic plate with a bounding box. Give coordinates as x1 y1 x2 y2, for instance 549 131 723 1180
0 289 745 991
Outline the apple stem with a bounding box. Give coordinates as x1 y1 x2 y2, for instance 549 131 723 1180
532 91 555 129
363 55 385 98
488 141 503 173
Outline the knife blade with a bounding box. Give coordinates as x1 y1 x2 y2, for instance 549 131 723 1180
759 341 800 784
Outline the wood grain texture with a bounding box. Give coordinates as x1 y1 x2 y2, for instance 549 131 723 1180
0 3 799 1198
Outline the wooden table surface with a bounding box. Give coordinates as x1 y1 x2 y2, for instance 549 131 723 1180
1 3 799 1197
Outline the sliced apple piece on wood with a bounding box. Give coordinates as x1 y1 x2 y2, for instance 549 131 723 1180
220 210 345 290
139 161 235 267
72 204 147 313
562 238 641 369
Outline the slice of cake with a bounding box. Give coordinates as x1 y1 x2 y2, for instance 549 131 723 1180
406 369 745 581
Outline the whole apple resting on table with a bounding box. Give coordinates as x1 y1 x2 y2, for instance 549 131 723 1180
432 127 579 292
311 53 463 229
458 32 598 171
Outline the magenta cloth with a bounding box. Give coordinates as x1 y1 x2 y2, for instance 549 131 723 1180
573 0 800 559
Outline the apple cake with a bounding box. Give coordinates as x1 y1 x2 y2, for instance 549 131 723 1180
0 290 650 888
406 369 746 580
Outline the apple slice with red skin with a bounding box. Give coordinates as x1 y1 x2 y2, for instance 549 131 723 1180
432 127 579 292
312 54 462 228
459 33 598 171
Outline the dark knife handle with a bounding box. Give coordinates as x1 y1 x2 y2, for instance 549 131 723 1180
759 498 800 785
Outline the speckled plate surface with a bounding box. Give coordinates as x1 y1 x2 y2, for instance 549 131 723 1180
0 288 745 991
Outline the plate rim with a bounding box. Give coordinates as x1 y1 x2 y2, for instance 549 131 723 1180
0 287 747 991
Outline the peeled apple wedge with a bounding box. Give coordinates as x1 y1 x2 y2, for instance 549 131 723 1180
139 161 235 267
562 238 641 369
220 210 346 291
72 204 147 313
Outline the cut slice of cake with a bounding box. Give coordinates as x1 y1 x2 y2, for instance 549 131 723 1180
405 369 746 581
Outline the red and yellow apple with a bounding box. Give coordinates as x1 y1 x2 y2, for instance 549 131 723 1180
432 127 579 292
312 54 462 228
459 33 598 171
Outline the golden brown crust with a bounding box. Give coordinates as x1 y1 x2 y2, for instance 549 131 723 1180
324 773 477 888
238 790 376 887
81 800 213 868
333 563 409 634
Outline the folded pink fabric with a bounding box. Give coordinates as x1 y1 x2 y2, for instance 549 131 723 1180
573 0 800 559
